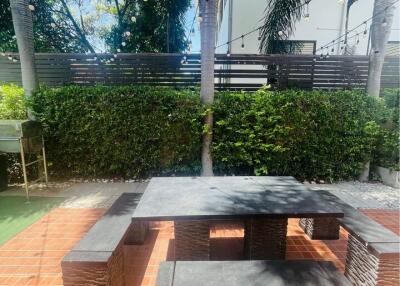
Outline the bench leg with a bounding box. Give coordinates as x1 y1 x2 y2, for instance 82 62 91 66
299 218 340 240
344 234 400 286
244 217 288 260
125 221 149 245
174 220 210 261
62 246 125 286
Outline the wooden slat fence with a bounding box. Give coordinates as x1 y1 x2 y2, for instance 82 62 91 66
0 53 398 91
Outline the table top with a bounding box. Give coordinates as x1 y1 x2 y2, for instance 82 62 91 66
132 176 344 221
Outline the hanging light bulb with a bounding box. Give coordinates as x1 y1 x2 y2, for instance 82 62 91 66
258 28 262 41
304 2 310 21
51 23 56 28
122 42 126 46
191 28 195 35
131 16 137 22
7 55 12 61
12 58 18 62
1 52 5 56
113 54 117 58
363 22 368 37
227 48 231 57
326 52 330 58
125 31 131 37
28 4 35 11
241 35 245 49
278 30 284 36
117 48 121 53
331 47 334 53
382 17 388 27
197 14 203 23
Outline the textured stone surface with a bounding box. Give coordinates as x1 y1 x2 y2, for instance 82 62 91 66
158 260 352 286
299 217 340 240
174 220 210 260
132 176 343 220
244 218 288 260
345 234 400 286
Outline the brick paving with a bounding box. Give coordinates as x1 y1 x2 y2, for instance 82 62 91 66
0 207 398 286
0 208 105 286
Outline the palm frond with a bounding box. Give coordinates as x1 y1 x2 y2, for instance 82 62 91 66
259 0 307 54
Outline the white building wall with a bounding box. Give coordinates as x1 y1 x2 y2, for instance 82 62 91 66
216 0 400 55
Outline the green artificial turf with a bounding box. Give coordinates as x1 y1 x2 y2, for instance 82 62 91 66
0 196 64 245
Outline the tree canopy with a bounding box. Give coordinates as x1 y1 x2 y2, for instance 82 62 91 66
1 0 191 53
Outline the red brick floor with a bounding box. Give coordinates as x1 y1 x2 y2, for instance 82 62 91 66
0 208 398 286
0 208 105 286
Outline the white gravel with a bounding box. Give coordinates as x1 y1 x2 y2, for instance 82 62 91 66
305 181 400 209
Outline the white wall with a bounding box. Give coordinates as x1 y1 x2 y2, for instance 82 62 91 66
216 0 400 55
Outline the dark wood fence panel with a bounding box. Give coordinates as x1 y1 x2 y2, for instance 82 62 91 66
0 53 398 91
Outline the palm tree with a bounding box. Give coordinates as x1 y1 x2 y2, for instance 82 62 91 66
10 0 38 120
200 0 217 176
259 0 307 54
367 0 395 97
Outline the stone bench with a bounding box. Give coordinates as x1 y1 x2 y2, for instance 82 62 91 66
61 193 148 286
299 191 400 286
156 260 352 286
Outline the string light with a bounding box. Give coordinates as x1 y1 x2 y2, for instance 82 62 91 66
51 23 56 28
241 35 245 49
1 52 5 57
315 0 398 54
131 16 137 22
278 30 284 36
121 42 126 46
28 4 35 11
12 58 18 62
7 55 12 61
304 2 310 21
125 31 131 37
382 17 388 27
117 48 121 53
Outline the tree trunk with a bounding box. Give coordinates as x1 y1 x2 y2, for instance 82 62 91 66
367 0 395 97
200 0 217 176
10 0 38 120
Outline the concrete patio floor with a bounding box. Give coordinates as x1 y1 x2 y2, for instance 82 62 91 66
0 182 398 286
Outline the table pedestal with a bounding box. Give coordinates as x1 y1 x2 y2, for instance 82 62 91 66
174 220 210 260
244 217 288 260
299 218 340 240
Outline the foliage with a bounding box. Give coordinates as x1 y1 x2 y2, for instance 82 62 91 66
27 86 389 182
372 89 399 170
213 88 385 181
104 0 191 53
0 0 90 53
1 0 190 53
0 84 26 119
29 86 203 178
259 0 305 54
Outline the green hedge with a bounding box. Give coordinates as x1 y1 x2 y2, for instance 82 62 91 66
30 86 203 178
28 85 389 181
0 84 26 119
372 89 399 170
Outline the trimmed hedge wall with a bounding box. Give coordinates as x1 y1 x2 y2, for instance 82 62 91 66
28 86 389 181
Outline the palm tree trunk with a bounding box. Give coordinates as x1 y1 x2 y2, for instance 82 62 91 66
367 0 395 97
10 0 38 120
200 0 217 176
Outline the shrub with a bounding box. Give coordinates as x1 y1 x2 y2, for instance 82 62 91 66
372 89 399 170
0 84 26 119
29 85 387 181
213 88 385 181
30 86 203 178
